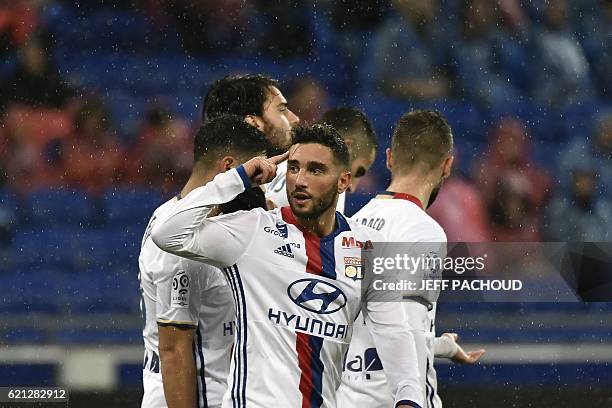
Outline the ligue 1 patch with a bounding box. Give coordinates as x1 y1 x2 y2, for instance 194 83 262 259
344 256 364 280
171 271 190 308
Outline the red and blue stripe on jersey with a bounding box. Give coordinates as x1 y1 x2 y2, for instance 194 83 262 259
281 207 351 408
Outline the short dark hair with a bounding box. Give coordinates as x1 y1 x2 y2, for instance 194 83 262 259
219 186 267 214
291 124 350 169
392 110 453 172
319 107 378 161
194 114 268 163
203 74 280 120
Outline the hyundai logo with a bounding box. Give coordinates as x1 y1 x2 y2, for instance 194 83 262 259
287 278 347 314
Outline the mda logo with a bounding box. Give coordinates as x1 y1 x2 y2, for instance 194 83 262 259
287 278 347 314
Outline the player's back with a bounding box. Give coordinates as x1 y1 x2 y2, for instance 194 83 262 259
139 197 234 408
215 206 382 408
338 196 446 408
140 198 179 355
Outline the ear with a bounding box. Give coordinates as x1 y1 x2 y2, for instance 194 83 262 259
218 155 238 172
245 115 265 132
385 148 393 171
337 169 352 194
442 155 454 179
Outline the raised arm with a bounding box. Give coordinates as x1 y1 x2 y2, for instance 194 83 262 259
152 153 287 267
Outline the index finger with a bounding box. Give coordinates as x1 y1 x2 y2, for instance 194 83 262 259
269 150 289 165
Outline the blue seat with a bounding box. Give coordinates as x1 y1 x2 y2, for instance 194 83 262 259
208 56 309 86
54 10 152 54
12 227 87 272
65 271 139 314
487 100 554 143
56 327 142 345
3 328 46 344
0 188 20 215
103 90 147 135
559 101 605 141
0 271 64 314
102 187 163 226
358 95 411 143
0 52 17 78
411 100 485 143
26 189 92 226
156 91 200 121
0 272 21 313
588 302 612 312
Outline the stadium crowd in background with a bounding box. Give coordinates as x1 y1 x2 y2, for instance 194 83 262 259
0 0 611 242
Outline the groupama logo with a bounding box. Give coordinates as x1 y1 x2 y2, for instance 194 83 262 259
287 278 347 314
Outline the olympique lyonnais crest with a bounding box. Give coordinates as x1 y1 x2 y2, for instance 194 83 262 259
344 256 365 280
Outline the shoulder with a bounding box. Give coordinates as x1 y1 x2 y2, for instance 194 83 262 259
409 215 447 243
345 216 385 242
177 256 222 287
144 197 177 226
213 207 268 223
139 238 183 281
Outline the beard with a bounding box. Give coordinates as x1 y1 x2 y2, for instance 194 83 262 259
427 179 444 209
263 122 292 156
289 184 338 220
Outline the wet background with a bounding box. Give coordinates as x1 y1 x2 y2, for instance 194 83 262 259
0 0 611 406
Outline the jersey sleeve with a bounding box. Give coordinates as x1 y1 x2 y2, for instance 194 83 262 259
395 221 448 308
362 300 424 408
359 233 425 408
434 335 459 359
151 166 262 268
156 259 199 328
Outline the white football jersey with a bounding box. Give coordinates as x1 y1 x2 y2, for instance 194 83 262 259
151 168 425 408
338 194 447 408
140 197 234 408
265 160 346 213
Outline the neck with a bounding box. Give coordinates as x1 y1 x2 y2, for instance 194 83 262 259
383 173 435 207
180 165 216 198
293 200 338 238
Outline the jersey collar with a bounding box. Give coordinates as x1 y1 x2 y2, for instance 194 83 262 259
280 206 350 241
378 190 424 210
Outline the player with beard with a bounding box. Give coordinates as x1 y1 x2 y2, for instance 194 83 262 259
151 124 425 408
318 107 379 212
337 110 485 408
202 74 300 207
203 74 298 157
321 107 485 370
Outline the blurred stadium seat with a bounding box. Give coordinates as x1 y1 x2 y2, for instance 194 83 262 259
26 189 92 226
102 187 163 226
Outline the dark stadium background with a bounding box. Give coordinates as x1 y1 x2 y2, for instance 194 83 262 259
0 0 611 407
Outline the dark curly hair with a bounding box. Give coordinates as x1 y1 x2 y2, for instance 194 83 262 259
202 74 279 120
291 124 350 169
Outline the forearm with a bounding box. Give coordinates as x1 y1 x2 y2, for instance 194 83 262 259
434 335 459 358
151 167 248 258
160 347 197 408
365 302 425 408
